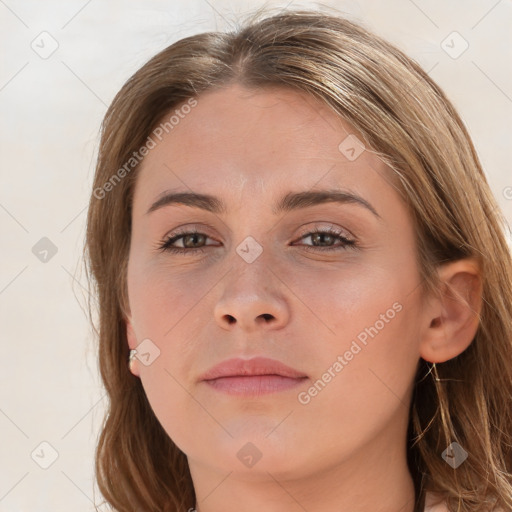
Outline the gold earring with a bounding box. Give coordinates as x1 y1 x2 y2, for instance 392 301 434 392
431 362 441 382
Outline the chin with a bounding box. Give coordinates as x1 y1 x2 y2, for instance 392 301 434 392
192 431 311 479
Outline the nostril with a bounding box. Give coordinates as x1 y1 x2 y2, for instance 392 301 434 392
222 313 274 325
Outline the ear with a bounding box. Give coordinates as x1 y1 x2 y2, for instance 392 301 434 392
126 318 140 377
419 258 483 363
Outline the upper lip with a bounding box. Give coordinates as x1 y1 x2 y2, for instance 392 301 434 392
199 357 307 381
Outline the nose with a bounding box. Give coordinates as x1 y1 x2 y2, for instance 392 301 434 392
213 259 290 332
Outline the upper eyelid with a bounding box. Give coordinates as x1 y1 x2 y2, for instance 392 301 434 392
165 223 352 235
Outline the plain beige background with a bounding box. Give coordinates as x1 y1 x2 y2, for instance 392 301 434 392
0 0 511 510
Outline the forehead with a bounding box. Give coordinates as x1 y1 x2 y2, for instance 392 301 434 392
133 84 398 212
152 84 356 163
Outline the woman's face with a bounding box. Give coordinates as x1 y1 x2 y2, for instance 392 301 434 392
126 84 427 482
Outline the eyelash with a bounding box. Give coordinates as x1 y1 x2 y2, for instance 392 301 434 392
157 226 357 255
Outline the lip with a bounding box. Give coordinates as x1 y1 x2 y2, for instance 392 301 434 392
199 357 308 397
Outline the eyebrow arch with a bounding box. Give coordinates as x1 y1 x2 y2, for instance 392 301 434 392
146 189 381 219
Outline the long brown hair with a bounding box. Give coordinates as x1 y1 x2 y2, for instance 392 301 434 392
84 8 512 512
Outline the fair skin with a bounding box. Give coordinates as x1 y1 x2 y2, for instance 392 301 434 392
125 84 482 512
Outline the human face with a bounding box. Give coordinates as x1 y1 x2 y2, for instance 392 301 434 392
125 84 425 485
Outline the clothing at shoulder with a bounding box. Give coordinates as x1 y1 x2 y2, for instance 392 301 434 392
423 491 505 512
424 491 449 512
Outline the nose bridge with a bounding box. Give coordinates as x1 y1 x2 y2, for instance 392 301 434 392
227 245 271 297
214 242 290 331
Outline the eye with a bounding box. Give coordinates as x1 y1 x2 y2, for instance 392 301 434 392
157 225 357 255
292 226 357 252
157 228 218 255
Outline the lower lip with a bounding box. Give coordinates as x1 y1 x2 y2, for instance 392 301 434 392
203 375 308 397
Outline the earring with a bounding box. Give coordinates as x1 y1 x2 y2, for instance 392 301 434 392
431 362 441 382
128 349 137 373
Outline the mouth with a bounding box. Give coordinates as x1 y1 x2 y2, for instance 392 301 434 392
203 374 308 397
199 356 308 397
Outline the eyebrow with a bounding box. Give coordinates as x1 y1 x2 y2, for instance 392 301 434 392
146 189 381 219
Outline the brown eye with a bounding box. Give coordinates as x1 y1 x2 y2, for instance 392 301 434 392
158 230 218 254
294 228 357 252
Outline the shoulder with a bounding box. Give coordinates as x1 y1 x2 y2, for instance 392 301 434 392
423 491 506 512
424 491 449 512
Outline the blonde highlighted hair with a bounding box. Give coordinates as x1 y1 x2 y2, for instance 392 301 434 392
84 8 512 512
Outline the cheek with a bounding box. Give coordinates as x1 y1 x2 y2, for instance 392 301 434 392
292 264 421 424
289 258 408 340
126 262 221 448
127 257 215 340
291 293 421 467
